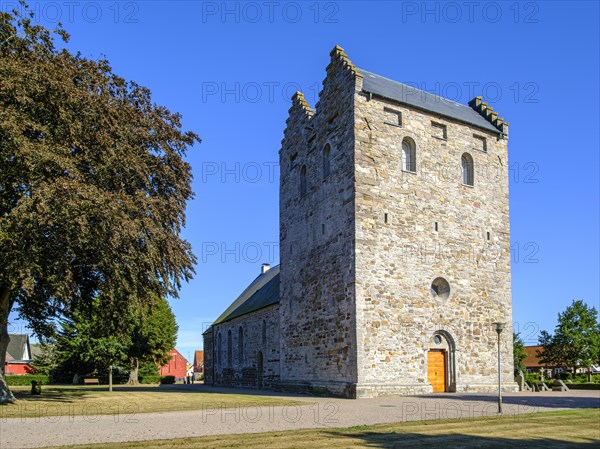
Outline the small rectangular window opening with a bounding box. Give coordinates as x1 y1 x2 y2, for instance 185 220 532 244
434 222 439 232
384 108 402 127
474 134 487 152
384 213 389 224
431 121 447 140
486 231 491 240
322 223 325 235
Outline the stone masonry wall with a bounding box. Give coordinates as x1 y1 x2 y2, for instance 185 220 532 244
278 47 359 397
210 304 280 388
353 75 517 396
203 330 214 385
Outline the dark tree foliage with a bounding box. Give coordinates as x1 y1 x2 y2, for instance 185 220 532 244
127 295 178 384
538 300 600 381
54 300 129 391
0 3 199 403
513 332 527 375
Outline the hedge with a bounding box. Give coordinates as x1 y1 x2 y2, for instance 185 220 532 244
5 375 50 386
96 375 129 385
140 374 161 384
160 375 175 384
567 383 600 390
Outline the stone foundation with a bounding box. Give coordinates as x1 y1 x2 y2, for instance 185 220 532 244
356 383 434 398
455 382 520 393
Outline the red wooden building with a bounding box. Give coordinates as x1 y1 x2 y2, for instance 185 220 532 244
158 349 188 381
4 334 35 375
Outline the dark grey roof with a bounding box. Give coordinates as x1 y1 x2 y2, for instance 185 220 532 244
204 266 280 334
6 334 30 361
360 69 500 134
30 344 43 360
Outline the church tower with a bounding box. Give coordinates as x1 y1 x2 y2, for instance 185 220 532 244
279 46 516 397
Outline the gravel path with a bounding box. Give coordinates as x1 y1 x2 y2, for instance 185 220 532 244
1 388 599 448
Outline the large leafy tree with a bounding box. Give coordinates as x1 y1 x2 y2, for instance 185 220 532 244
54 301 130 391
538 300 600 381
0 4 198 403
127 295 177 385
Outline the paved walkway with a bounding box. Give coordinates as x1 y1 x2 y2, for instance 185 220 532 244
1 386 599 448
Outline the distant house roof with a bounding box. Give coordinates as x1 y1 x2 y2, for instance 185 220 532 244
6 334 31 362
194 350 204 365
167 348 187 364
29 344 43 360
523 345 544 368
360 69 501 134
204 266 280 334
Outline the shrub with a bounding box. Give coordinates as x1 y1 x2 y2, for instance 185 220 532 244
5 375 50 386
140 374 161 384
556 372 572 381
160 375 175 384
97 375 128 385
524 372 540 383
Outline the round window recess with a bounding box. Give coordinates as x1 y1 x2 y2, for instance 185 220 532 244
431 277 451 300
434 335 442 345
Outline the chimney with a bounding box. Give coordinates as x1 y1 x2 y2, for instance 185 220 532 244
261 263 271 274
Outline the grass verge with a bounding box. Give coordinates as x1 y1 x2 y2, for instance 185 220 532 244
0 384 308 419
50 408 600 449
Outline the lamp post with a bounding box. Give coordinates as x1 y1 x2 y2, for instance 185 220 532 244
493 322 506 414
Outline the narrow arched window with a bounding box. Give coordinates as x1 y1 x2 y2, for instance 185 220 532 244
217 332 222 368
402 137 416 172
323 144 331 179
262 320 267 345
461 153 474 186
227 329 232 367
300 165 307 196
238 327 244 366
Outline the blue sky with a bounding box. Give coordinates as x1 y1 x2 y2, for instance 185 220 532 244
6 1 599 361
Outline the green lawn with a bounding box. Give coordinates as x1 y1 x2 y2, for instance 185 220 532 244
54 408 599 449
0 384 308 419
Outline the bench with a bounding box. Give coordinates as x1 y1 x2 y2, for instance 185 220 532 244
83 378 100 385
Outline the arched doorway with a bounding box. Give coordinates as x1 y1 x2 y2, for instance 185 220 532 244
257 351 264 388
427 331 456 392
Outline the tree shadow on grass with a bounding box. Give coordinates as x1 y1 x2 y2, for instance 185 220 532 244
331 431 599 448
415 393 600 410
3 383 310 406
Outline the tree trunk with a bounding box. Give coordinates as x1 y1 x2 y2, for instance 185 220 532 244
127 358 139 385
108 364 113 392
0 286 16 404
588 367 592 383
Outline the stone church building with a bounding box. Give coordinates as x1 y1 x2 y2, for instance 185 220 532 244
203 46 517 398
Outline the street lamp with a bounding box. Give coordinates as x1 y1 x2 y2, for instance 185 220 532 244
493 322 506 414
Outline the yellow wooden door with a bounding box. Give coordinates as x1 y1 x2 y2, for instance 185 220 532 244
428 350 446 393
